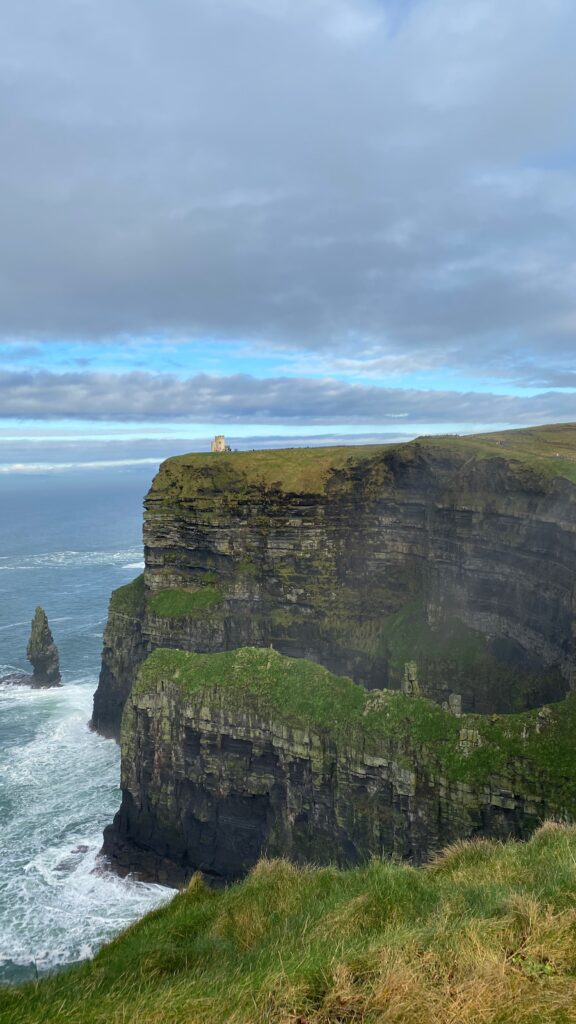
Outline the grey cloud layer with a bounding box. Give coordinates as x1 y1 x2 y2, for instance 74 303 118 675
1 0 576 373
1 369 574 425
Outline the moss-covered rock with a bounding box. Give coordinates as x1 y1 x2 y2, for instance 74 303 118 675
102 647 576 886
147 587 223 618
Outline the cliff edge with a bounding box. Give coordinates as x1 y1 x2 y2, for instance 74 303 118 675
92 423 576 739
102 646 576 886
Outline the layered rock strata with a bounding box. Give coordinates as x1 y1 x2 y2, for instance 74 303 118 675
102 647 576 886
93 426 576 739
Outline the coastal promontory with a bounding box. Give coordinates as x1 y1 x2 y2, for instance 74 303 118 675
93 424 576 739
92 423 576 886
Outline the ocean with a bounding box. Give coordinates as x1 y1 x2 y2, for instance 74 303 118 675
0 467 175 984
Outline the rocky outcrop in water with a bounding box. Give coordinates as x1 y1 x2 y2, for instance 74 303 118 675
1 607 62 688
27 607 61 687
92 426 576 739
102 647 576 887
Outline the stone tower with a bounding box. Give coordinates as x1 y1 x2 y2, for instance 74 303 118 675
211 435 227 453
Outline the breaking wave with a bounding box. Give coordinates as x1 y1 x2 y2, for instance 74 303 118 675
0 681 174 981
0 549 144 572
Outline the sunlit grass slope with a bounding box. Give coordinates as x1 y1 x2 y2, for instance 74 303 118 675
4 823 576 1024
421 422 576 484
150 422 576 498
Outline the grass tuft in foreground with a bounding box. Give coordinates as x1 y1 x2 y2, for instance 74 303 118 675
4 823 576 1023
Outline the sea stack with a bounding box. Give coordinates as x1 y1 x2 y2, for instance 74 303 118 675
27 607 62 688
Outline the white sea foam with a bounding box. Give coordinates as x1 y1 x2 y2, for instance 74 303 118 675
0 680 174 975
0 549 144 572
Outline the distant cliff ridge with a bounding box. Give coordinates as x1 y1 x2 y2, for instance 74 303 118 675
102 647 576 886
92 424 576 739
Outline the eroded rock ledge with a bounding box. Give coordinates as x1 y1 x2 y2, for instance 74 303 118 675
102 647 576 887
92 425 576 739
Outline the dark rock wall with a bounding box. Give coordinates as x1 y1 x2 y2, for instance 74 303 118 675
92 608 149 738
93 445 576 738
102 678 565 887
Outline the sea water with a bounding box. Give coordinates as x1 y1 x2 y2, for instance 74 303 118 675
0 468 175 984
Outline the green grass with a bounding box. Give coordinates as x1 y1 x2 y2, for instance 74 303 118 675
136 647 576 800
108 574 145 616
149 423 576 502
147 587 223 618
5 824 576 1023
418 422 576 484
137 647 366 738
152 443 390 497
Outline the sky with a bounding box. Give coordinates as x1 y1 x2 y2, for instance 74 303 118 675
1 0 575 470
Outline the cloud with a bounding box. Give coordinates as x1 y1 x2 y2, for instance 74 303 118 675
0 369 574 425
0 0 575 383
0 458 163 474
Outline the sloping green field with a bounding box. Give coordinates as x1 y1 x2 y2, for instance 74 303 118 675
4 824 576 1024
150 422 576 498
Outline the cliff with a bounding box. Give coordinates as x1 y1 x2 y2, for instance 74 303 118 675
92 424 576 739
102 646 576 886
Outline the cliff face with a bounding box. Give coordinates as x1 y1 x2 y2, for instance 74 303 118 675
93 427 576 739
102 648 576 886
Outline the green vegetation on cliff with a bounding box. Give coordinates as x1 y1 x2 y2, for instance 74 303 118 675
375 600 564 711
109 574 145 616
149 422 576 501
151 444 389 497
415 422 576 484
108 577 225 623
5 824 576 1024
456 422 576 483
148 587 223 618
136 647 576 802
138 646 366 736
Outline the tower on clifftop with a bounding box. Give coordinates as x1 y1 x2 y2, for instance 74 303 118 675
211 435 230 453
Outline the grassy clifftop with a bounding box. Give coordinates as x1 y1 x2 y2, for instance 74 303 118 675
421 422 576 485
149 422 576 498
151 443 388 497
5 823 576 1024
137 647 576 797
